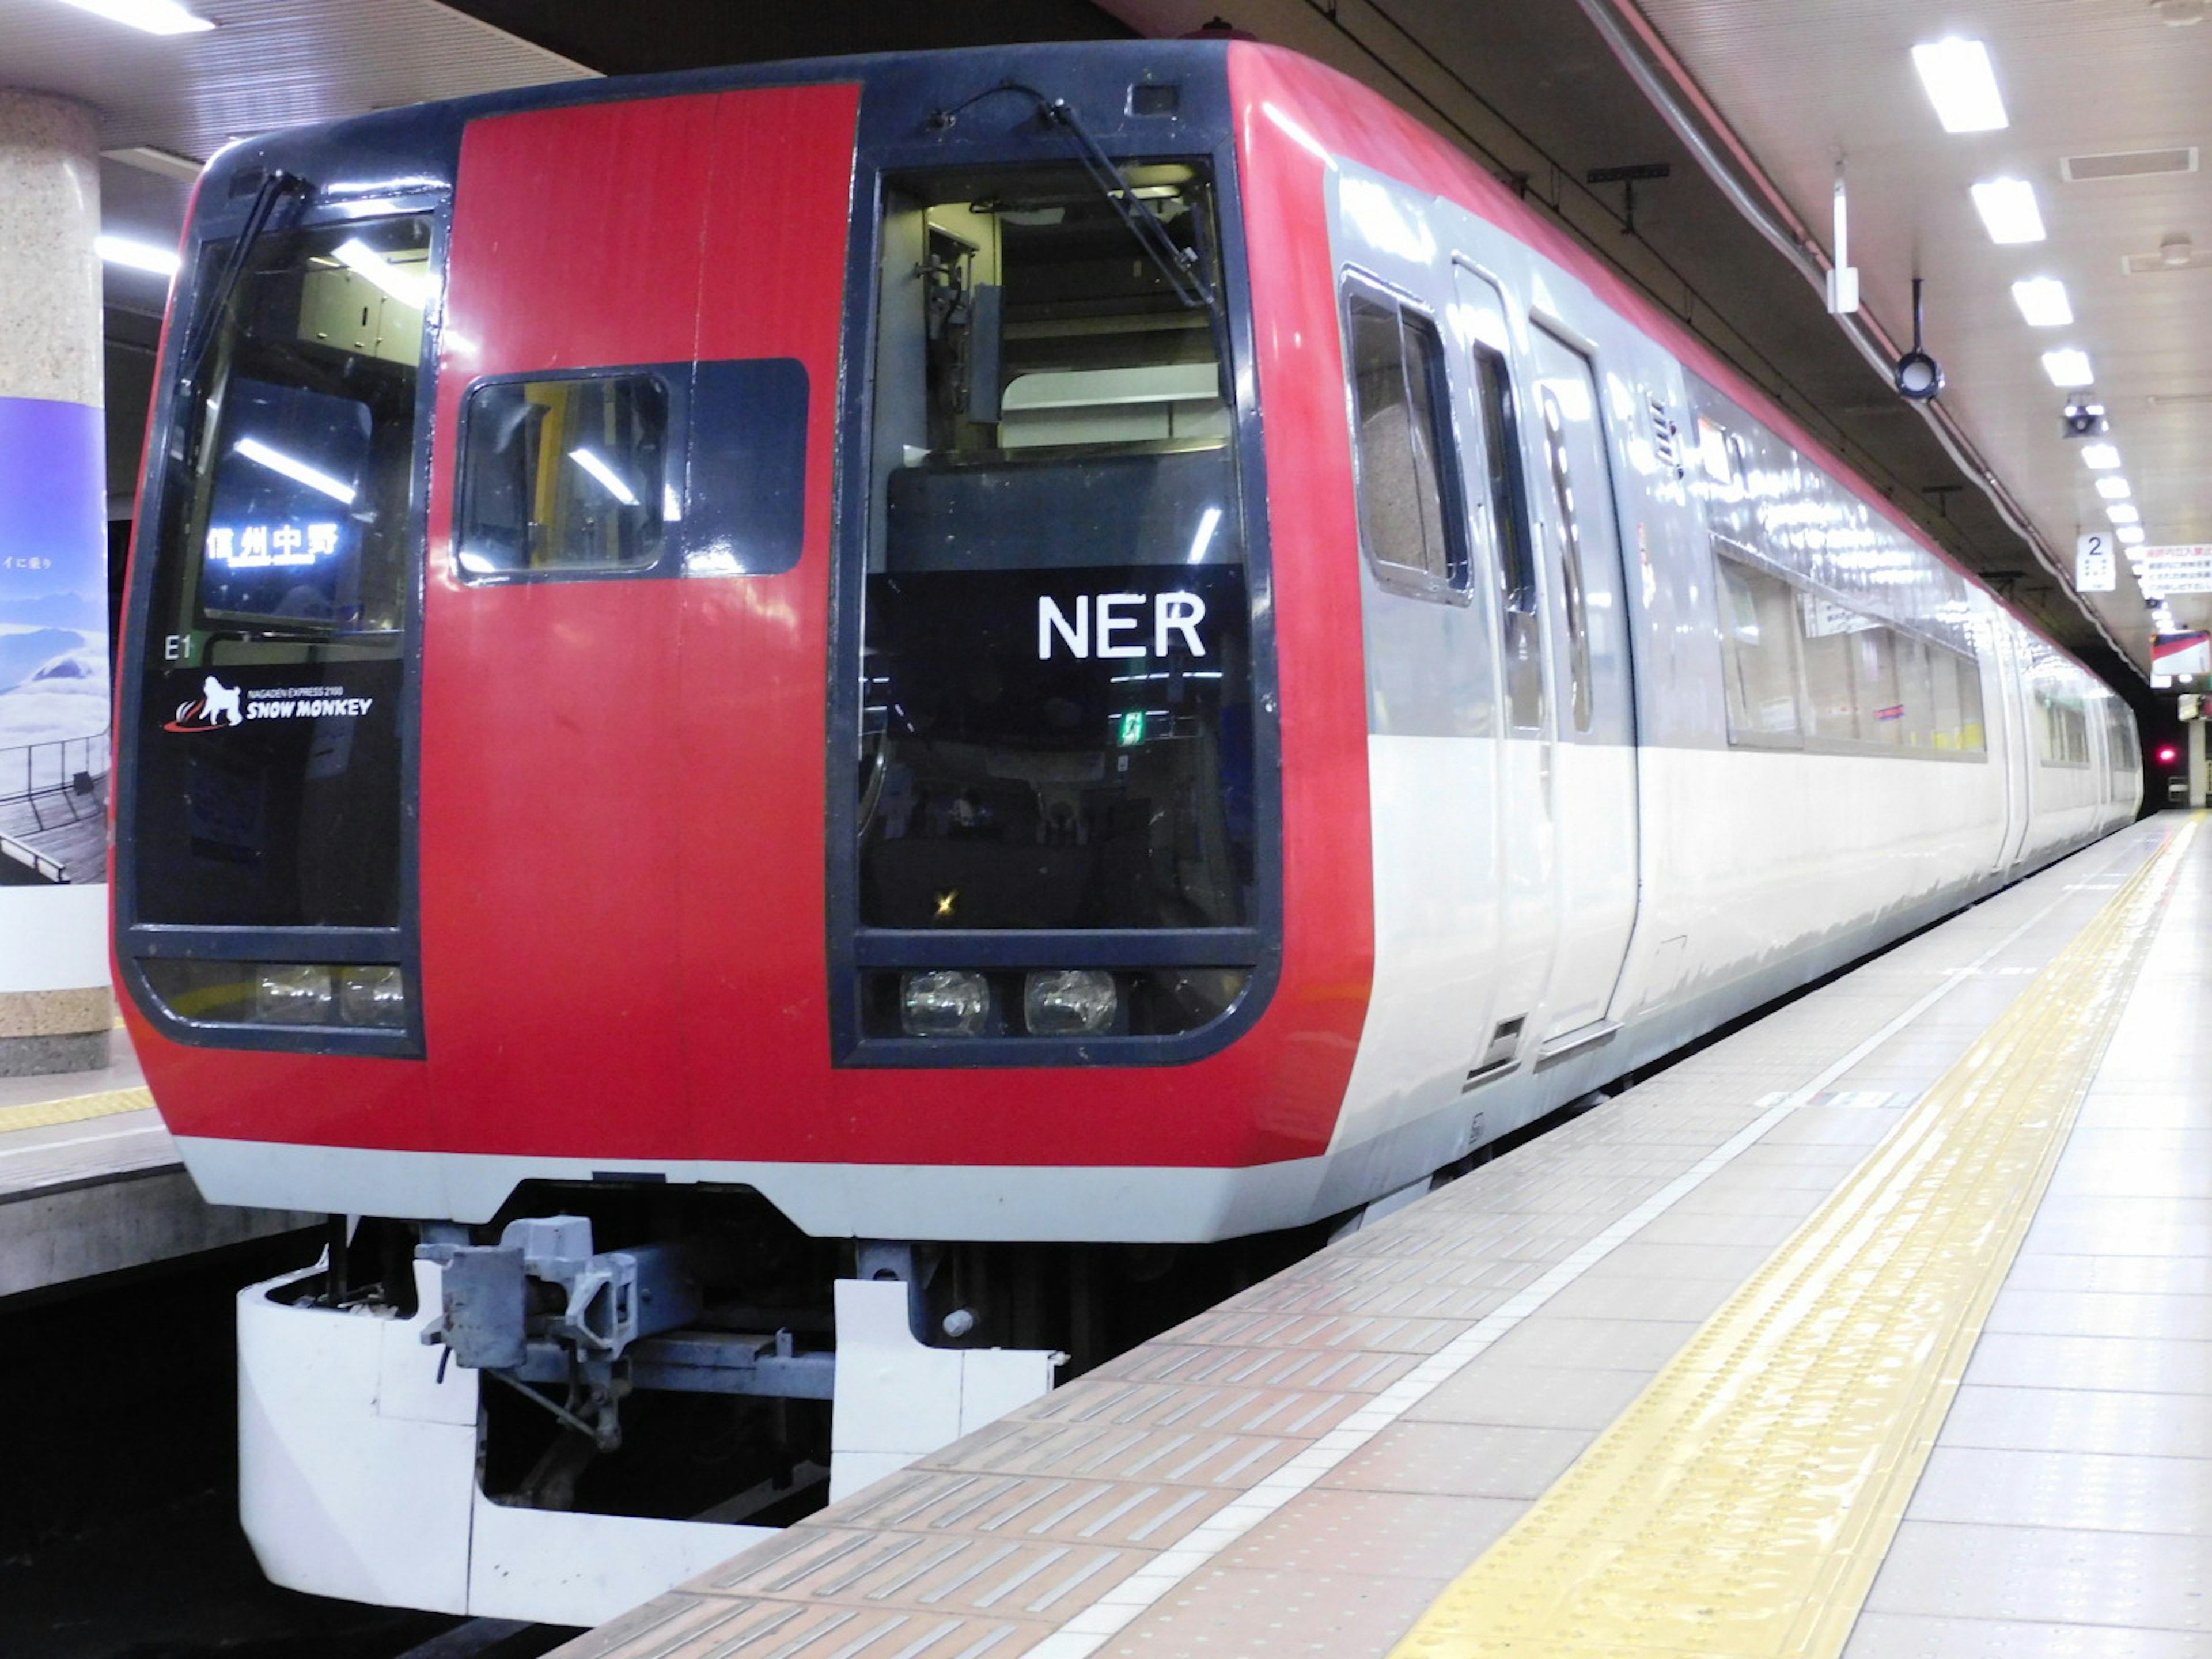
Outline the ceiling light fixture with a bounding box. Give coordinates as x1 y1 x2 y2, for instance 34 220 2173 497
2081 442 2122 469
2010 277 2073 327
2096 476 2133 499
1972 178 2046 243
96 234 180 278
2107 502 2141 525
1911 39 2010 132
2119 525 2147 544
50 0 213 34
2153 0 2205 25
2043 347 2095 387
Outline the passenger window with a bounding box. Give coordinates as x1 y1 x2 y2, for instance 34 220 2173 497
1853 626 1904 745
1473 344 1541 732
1797 594 1868 743
1928 642 1964 749
1715 552 1802 742
1955 652 1986 752
1536 387 1592 732
1344 290 1465 596
458 373 669 578
2036 685 2090 766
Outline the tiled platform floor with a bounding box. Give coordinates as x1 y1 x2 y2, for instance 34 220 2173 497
556 814 2205 1659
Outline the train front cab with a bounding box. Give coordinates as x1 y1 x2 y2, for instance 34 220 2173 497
109 46 1386 1622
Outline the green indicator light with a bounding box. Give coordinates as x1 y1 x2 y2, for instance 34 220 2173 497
1116 710 1145 746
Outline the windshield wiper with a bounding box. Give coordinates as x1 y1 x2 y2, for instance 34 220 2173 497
925 84 1217 314
180 169 308 396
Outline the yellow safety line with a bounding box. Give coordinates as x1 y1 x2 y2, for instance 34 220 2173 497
0 1085 157 1137
1392 815 2200 1659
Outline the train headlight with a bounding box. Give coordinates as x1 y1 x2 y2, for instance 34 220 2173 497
900 969 990 1036
336 964 408 1028
255 964 334 1025
1024 969 1118 1036
141 959 410 1032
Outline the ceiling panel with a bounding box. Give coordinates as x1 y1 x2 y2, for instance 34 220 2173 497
0 0 590 160
0 0 592 315
1634 0 2211 650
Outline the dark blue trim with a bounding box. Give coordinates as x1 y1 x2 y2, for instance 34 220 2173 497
128 926 401 963
852 929 1263 969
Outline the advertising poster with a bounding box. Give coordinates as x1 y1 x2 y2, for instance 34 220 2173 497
0 395 109 890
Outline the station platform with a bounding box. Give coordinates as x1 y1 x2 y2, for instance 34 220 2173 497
555 811 2207 1659
0 1035 313 1300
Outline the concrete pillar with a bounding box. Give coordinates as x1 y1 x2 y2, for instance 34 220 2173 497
0 91 112 1076
2191 715 2207 810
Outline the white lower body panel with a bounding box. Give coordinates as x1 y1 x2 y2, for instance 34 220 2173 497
180 1136 1339 1241
238 1261 1054 1623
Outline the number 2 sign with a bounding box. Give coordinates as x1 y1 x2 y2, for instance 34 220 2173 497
2076 532 2116 593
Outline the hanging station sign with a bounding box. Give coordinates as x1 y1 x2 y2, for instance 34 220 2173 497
2137 544 2212 596
2153 632 2211 677
2074 531 2116 593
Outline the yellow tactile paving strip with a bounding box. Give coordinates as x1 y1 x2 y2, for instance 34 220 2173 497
1390 815 2199 1659
0 1085 156 1137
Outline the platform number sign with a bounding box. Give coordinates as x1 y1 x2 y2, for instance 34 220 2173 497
2075 532 2116 594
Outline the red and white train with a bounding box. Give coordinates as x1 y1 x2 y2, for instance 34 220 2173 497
116 37 2139 1622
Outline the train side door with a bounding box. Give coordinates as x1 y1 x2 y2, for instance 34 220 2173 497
1525 325 1639 1052
1990 628 2033 871
1450 263 1553 1084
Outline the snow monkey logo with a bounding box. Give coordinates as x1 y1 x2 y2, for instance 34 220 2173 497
164 675 375 733
166 675 245 732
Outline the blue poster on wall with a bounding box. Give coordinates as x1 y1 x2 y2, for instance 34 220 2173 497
0 395 109 887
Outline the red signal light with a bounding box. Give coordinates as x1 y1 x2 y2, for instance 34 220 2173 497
2158 745 2180 764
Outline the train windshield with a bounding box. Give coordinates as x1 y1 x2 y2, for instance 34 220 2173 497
858 162 1253 931
130 212 430 927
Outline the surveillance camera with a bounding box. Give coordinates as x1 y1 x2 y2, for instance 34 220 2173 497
1895 349 1943 401
2061 399 2108 438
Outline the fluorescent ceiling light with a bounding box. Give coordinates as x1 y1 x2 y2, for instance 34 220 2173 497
1187 505 1223 563
51 0 213 33
2041 347 2095 387
2010 277 2072 327
2096 476 2133 500
96 234 179 278
1971 178 2046 243
1912 39 2009 132
567 448 638 506
2118 525 2147 544
2080 442 2122 469
2106 502 2141 525
234 437 357 504
332 238 434 309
